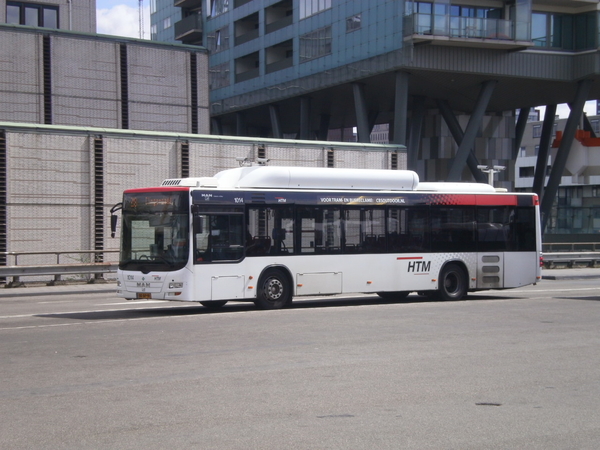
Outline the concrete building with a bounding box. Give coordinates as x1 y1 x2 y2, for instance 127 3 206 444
0 24 210 133
0 0 95 32
166 0 600 230
151 0 181 42
516 110 600 241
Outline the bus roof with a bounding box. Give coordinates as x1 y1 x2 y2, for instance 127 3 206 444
163 166 421 191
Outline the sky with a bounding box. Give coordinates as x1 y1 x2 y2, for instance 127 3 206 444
95 2 597 119
96 0 151 39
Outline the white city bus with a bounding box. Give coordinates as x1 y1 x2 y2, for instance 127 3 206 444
112 166 542 309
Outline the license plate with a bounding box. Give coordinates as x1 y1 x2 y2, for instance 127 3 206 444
137 293 152 299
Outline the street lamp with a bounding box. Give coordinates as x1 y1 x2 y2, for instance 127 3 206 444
477 165 505 187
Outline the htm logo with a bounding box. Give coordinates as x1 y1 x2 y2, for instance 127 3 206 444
408 260 431 272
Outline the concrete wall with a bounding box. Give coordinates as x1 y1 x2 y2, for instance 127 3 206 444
0 26 210 134
2 125 405 263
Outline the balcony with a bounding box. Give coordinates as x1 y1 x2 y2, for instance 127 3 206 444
174 0 201 9
265 0 293 34
175 13 203 42
235 12 259 46
403 13 532 50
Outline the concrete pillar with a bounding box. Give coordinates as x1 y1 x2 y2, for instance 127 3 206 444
436 99 487 183
353 83 371 143
532 104 556 199
541 79 593 231
392 72 409 145
269 105 282 139
513 107 531 160
317 114 331 141
407 96 426 172
300 97 311 140
235 113 246 136
211 118 222 135
447 80 497 182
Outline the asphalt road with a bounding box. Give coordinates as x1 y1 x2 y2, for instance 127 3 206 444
1 276 599 449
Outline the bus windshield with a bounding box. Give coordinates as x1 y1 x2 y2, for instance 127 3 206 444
119 190 189 272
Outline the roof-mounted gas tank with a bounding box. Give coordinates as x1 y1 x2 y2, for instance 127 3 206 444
212 166 420 191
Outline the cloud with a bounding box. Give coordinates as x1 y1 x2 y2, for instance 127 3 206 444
97 4 150 39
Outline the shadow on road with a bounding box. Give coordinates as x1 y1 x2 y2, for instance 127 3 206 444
35 292 515 322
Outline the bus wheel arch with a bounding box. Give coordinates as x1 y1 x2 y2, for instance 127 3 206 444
254 266 293 309
436 261 469 301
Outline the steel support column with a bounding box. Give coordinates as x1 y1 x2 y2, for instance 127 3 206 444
532 104 556 198
447 80 497 181
436 99 487 183
541 80 593 231
353 83 371 143
407 96 426 172
269 105 282 139
513 107 531 159
392 72 409 145
300 97 311 140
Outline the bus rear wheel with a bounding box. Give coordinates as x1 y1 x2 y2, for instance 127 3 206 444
255 269 292 309
200 300 228 308
436 263 467 301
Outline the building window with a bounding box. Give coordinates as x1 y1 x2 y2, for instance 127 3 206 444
519 146 526 157
208 26 229 53
533 124 542 138
519 167 535 178
299 0 331 20
266 39 293 74
300 26 332 62
209 62 230 90
346 14 361 33
590 119 600 134
163 17 171 29
208 0 229 18
7 1 58 28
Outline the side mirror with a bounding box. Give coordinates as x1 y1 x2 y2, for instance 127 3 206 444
110 203 123 238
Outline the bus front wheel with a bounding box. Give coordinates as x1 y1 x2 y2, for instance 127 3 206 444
436 263 467 301
255 269 292 309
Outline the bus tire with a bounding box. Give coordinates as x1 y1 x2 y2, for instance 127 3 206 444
200 300 228 308
255 269 292 309
377 291 410 301
436 263 468 301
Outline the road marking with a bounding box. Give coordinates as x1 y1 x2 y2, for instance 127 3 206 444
100 301 164 305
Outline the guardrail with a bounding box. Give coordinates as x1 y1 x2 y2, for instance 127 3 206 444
542 252 600 269
1 250 118 288
542 242 600 252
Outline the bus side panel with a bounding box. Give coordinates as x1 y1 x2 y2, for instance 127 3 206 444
503 252 539 288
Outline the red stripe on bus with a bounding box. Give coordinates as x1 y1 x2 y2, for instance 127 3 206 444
124 187 189 193
475 195 518 206
397 256 423 260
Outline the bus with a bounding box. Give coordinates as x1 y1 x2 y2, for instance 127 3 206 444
112 166 542 309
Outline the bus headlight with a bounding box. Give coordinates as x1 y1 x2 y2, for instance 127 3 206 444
169 282 184 289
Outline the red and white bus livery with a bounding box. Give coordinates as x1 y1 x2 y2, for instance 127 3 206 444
113 166 542 308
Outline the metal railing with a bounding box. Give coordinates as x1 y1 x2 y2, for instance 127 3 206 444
542 243 600 269
0 250 119 288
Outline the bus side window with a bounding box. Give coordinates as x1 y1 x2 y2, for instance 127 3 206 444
194 214 210 262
